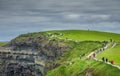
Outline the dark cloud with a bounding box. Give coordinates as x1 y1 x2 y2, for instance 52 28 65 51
0 0 120 41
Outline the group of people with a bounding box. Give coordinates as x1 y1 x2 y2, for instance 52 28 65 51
102 57 114 64
88 41 109 59
84 39 115 66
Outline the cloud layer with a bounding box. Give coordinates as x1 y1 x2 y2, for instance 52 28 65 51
0 0 120 41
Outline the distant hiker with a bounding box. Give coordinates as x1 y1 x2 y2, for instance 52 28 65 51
103 41 108 47
106 58 108 62
89 55 94 59
89 55 92 59
102 48 104 51
98 49 101 52
93 53 96 58
82 53 85 57
111 61 114 64
100 48 102 52
102 57 105 62
88 52 96 59
110 39 112 42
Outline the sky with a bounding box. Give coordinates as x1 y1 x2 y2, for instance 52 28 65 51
0 0 120 41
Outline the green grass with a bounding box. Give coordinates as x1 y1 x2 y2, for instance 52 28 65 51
46 30 120 42
90 60 120 76
60 41 103 61
46 41 104 76
0 42 8 47
97 43 120 66
47 41 119 76
47 59 120 76
47 59 88 76
45 30 120 76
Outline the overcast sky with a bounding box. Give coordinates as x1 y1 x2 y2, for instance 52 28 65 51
0 0 120 41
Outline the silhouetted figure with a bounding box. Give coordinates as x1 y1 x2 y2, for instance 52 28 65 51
93 53 96 57
106 58 108 62
100 48 102 51
102 57 105 62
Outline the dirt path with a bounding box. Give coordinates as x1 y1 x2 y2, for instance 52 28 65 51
87 42 120 70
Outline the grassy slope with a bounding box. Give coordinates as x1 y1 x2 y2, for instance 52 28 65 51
1 30 120 76
97 43 120 66
46 30 120 42
60 41 102 61
45 30 120 76
47 41 103 76
47 59 120 76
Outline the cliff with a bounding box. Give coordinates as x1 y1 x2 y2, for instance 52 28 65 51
0 32 72 76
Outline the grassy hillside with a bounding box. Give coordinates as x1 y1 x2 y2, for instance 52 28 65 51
46 41 120 76
45 30 120 76
1 30 120 76
47 41 104 76
47 59 120 76
97 43 120 66
46 30 120 42
59 41 103 61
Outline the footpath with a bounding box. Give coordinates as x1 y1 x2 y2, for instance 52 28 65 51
87 42 120 70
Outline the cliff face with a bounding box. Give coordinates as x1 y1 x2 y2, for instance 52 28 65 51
0 32 72 76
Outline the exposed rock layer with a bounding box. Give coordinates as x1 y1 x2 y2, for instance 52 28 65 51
0 32 72 76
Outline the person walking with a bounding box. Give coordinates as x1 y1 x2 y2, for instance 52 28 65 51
106 58 108 62
102 57 105 62
93 53 96 58
111 60 114 64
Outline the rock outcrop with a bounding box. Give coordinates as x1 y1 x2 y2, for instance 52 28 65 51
0 32 72 76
